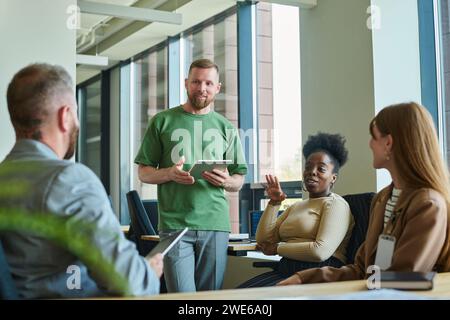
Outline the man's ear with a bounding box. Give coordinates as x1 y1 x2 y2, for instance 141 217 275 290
184 78 188 90
57 106 71 133
216 82 222 94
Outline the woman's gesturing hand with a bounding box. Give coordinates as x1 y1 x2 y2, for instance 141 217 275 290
265 174 286 203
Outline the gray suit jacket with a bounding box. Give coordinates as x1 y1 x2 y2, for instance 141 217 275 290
0 140 159 298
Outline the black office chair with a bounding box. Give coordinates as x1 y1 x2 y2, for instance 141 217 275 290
0 239 19 300
342 192 375 263
126 191 168 293
126 190 157 256
142 200 159 233
252 192 375 270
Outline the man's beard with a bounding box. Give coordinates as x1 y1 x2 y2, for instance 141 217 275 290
188 91 215 110
64 126 79 160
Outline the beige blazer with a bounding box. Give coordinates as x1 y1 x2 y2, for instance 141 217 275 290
296 184 449 283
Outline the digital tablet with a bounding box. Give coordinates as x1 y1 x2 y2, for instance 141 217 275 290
189 160 232 180
146 227 188 258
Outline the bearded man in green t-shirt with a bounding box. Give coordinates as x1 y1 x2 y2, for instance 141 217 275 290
135 58 248 293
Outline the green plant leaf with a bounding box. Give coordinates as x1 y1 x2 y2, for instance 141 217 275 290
0 209 130 296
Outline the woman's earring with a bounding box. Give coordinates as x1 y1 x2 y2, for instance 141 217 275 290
302 183 308 192
385 152 390 161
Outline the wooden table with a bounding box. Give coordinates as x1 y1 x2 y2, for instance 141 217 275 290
141 235 257 256
123 272 450 300
227 242 258 256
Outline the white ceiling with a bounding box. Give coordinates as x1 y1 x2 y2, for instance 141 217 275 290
79 0 138 32
76 0 237 84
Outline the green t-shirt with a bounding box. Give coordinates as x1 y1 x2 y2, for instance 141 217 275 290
134 106 248 232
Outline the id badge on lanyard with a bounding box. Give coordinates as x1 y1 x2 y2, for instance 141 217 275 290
374 234 396 270
375 191 400 270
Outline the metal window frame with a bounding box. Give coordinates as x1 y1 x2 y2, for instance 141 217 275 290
168 35 181 108
237 1 258 185
237 1 258 233
433 0 447 157
100 69 111 194
418 0 445 156
119 62 132 224
79 4 249 225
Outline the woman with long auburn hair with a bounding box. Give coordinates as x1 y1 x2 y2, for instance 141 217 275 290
278 102 450 286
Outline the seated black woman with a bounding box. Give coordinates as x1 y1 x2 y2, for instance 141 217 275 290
238 133 354 288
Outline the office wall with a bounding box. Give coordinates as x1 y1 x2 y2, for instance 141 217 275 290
0 0 76 160
299 0 376 195
371 0 422 190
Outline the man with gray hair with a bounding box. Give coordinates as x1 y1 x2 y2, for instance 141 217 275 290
0 63 163 298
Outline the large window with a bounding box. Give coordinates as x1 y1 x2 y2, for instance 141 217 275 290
256 2 301 182
182 10 238 124
440 0 450 167
132 45 168 200
78 77 102 178
77 4 302 232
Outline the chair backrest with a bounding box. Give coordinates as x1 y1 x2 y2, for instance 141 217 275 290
126 190 157 237
142 200 159 232
0 239 19 300
342 192 376 264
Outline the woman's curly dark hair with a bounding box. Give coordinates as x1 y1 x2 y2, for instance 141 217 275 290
302 132 348 173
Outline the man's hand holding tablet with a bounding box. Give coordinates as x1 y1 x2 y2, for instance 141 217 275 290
146 253 164 278
146 228 189 258
189 160 232 180
145 228 189 278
